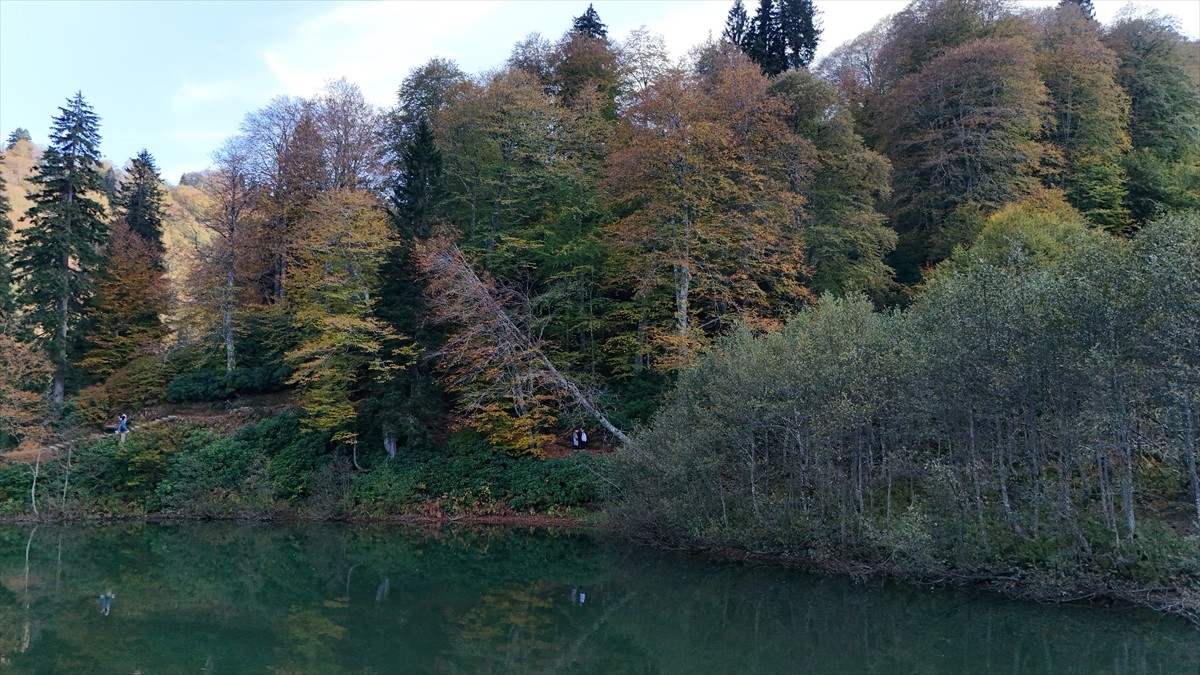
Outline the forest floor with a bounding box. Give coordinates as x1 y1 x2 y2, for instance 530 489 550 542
0 392 299 465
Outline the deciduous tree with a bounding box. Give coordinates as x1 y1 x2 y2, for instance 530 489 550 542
606 49 813 369
769 69 895 297
78 219 170 379
1032 5 1131 231
1104 12 1200 222
286 190 404 458
0 153 12 315
876 38 1053 275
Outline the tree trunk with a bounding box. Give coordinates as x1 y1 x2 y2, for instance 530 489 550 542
54 286 68 404
224 253 236 373
1184 400 1200 532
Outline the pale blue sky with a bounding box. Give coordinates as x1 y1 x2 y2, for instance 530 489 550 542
1 0 1196 184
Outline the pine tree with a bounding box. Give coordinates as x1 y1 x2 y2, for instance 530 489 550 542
778 0 820 69
115 150 168 255
13 92 108 403
723 0 750 46
572 4 608 40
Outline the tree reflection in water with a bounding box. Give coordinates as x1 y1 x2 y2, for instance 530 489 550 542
0 523 1195 674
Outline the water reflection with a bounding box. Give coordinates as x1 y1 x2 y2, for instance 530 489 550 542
0 523 1195 673
98 592 113 616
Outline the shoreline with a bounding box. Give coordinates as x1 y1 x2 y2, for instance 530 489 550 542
1 510 1196 627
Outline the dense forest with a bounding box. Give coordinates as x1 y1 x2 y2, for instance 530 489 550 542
1 0 1198 611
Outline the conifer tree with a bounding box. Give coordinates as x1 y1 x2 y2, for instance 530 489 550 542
115 150 168 255
723 0 750 46
572 4 607 40
5 128 31 149
394 117 443 240
778 0 820 69
741 0 813 76
1060 0 1095 20
13 92 107 402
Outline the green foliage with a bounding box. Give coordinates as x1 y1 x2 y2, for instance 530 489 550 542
4 128 31 149
114 149 168 253
878 37 1053 273
571 4 607 39
611 206 1200 588
351 429 600 516
1105 13 1200 222
12 92 108 401
768 69 895 298
165 364 289 403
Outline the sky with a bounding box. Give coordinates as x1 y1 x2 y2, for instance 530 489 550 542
1 0 1197 184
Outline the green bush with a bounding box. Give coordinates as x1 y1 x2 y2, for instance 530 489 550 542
348 429 601 514
165 365 290 403
165 368 226 402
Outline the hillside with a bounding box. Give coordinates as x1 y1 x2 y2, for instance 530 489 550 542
1 140 207 284
1 139 38 231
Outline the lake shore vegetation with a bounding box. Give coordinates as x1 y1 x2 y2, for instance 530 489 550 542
2 1 1198 623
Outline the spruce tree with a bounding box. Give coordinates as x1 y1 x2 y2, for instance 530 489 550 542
572 4 607 40
779 0 821 69
746 0 788 76
13 92 107 402
115 150 168 255
723 0 750 46
5 128 31 149
394 117 443 240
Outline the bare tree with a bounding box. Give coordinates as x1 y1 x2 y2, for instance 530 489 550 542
318 78 384 191
417 236 630 445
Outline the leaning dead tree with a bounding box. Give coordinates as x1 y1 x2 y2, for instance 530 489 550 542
416 236 631 446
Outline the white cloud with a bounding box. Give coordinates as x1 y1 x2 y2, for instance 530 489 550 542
260 0 512 107
172 80 265 114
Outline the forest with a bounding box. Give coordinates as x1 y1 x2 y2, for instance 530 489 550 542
0 0 1198 613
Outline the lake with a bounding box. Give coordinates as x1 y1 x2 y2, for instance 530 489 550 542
0 523 1195 673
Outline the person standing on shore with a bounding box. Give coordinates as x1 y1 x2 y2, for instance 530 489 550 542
115 414 128 443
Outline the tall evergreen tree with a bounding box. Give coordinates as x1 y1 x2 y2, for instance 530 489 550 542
746 0 787 75
572 4 608 40
393 117 443 240
115 150 168 255
13 92 107 402
778 0 821 69
723 0 750 46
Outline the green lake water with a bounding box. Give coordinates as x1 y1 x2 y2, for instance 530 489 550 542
0 523 1195 674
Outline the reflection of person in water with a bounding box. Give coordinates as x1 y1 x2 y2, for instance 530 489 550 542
99 591 115 616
